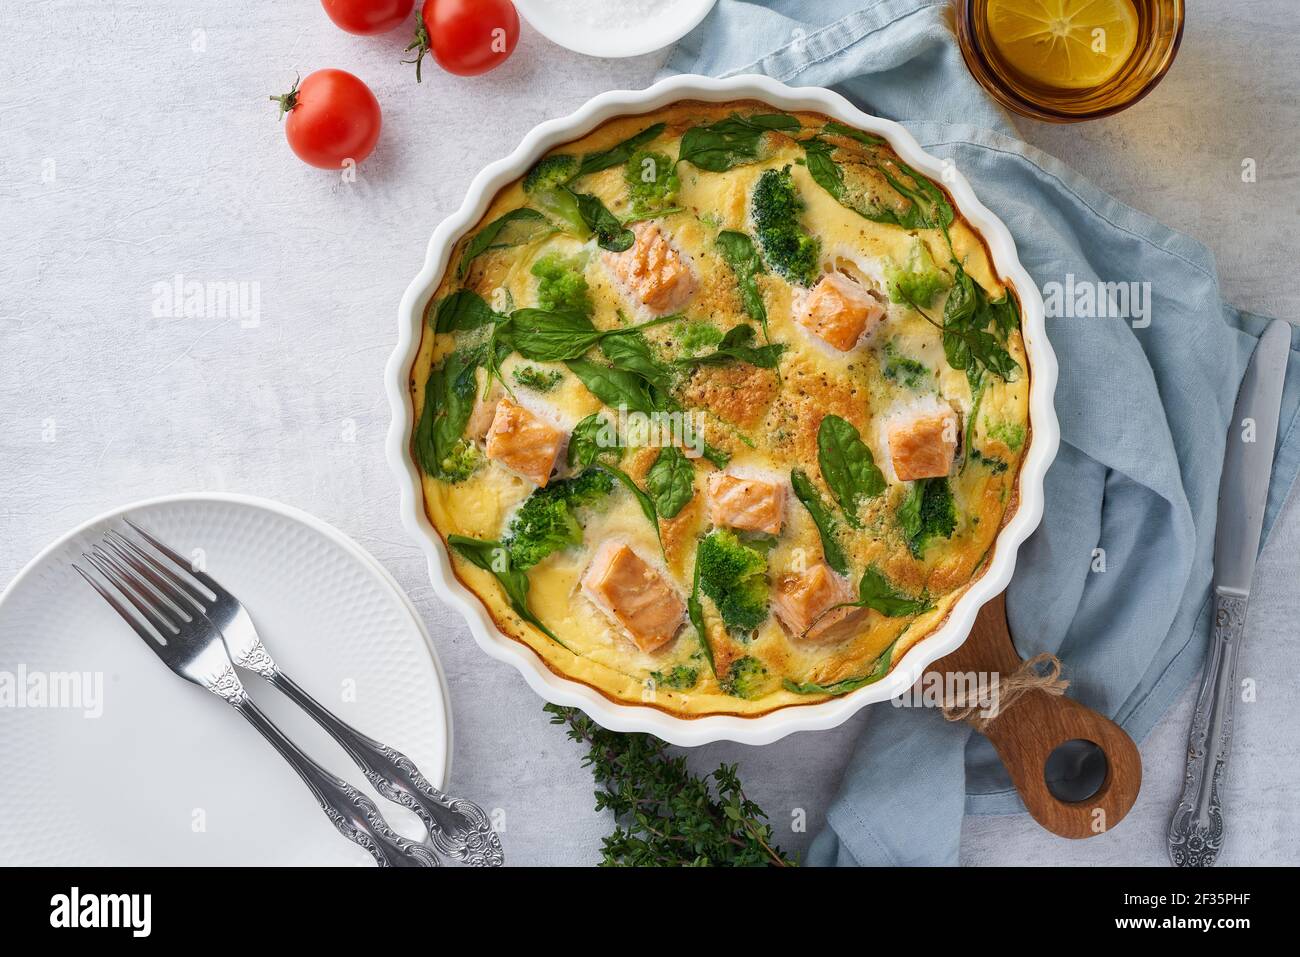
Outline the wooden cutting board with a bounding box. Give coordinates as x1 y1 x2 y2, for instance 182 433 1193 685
926 591 1142 838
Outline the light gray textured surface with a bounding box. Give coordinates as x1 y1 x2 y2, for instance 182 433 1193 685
1 2 1296 866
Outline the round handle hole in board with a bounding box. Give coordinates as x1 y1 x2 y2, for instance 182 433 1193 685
1043 738 1107 803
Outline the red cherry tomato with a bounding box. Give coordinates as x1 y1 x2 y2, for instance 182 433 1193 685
419 0 519 77
272 70 382 170
321 0 414 35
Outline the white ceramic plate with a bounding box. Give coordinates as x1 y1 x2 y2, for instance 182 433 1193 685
385 74 1060 747
515 0 717 58
0 493 451 866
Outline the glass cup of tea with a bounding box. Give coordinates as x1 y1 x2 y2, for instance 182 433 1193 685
955 0 1185 122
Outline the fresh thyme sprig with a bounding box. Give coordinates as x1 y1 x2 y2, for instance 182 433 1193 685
545 704 796 867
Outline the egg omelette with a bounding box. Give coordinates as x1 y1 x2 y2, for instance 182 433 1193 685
409 101 1031 717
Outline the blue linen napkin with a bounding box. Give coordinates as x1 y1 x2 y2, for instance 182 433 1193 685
665 0 1300 865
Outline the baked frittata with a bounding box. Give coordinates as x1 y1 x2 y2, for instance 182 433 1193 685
410 101 1030 717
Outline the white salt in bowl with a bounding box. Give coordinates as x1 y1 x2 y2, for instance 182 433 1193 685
515 0 718 58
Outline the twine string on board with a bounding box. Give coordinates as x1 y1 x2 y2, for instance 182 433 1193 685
941 653 1069 732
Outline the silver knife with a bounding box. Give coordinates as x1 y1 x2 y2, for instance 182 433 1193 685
1168 318 1291 867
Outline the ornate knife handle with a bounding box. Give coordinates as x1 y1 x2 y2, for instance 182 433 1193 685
268 670 504 867
1168 591 1248 867
233 696 439 867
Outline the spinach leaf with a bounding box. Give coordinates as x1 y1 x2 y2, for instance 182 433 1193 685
800 133 954 231
816 415 885 528
877 157 954 231
447 534 565 648
701 442 731 470
790 468 849 575
853 567 931 616
678 113 801 172
675 324 784 369
801 138 848 206
567 411 622 468
820 120 886 147
413 347 482 480
938 265 1020 384
645 446 695 519
571 191 634 251
499 308 605 361
577 123 666 177
432 290 500 334
570 349 730 469
501 308 675 363
715 230 769 338
566 357 661 415
456 208 552 279
599 330 675 394
988 292 1020 340
783 640 897 696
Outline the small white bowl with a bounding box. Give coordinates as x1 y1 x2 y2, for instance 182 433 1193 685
385 74 1060 747
515 0 718 58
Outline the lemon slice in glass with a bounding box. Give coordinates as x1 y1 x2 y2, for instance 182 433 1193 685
986 0 1139 90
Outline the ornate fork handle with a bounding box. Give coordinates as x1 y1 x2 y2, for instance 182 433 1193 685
233 695 439 867
267 669 503 866
1168 591 1247 867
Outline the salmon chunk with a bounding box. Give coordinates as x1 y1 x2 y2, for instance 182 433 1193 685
484 398 564 487
885 402 958 482
581 541 685 652
602 222 697 314
772 562 867 643
797 272 885 352
706 471 786 535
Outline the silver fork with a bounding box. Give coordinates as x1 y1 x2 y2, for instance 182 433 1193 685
75 542 439 868
113 519 503 867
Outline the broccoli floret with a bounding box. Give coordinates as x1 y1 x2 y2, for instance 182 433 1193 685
506 469 614 569
507 497 579 570
988 420 1026 451
522 155 587 237
721 656 769 699
751 166 821 286
885 238 951 310
559 468 614 506
649 665 698 691
675 319 724 355
697 528 769 634
882 340 930 389
530 253 592 315
438 439 482 483
898 477 957 558
523 154 579 193
624 149 680 216
512 364 563 392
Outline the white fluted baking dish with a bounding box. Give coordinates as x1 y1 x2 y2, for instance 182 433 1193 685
385 74 1058 746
